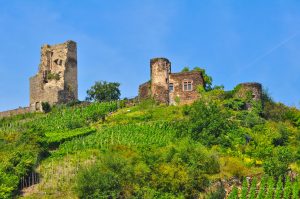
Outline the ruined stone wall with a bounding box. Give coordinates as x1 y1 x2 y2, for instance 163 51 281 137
234 82 263 110
234 82 262 101
138 81 151 100
150 58 171 104
169 71 204 105
0 107 30 118
29 40 78 111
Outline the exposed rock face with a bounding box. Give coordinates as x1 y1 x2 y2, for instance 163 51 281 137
29 40 78 111
139 57 204 105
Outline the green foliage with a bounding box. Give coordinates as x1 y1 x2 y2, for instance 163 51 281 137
272 125 289 146
41 102 51 113
263 147 293 177
193 67 213 91
228 186 238 199
207 183 226 199
256 176 267 199
283 176 292 199
181 66 190 72
46 71 60 81
240 178 248 199
248 177 257 199
86 81 121 102
188 100 235 147
274 176 283 199
266 176 275 199
75 140 219 198
0 102 118 197
292 177 299 199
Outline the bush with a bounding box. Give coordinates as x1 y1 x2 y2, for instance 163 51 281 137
188 100 235 147
263 147 293 177
207 183 226 199
75 140 220 198
41 102 51 113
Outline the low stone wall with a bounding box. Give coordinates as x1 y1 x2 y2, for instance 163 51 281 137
0 107 30 118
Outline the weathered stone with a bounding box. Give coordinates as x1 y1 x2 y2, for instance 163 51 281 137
234 82 263 109
29 40 78 111
169 71 204 105
0 107 30 118
139 57 204 105
234 82 262 101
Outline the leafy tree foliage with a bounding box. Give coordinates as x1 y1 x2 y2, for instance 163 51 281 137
41 101 51 113
187 100 235 147
193 67 213 91
86 81 121 102
75 140 219 198
263 147 294 177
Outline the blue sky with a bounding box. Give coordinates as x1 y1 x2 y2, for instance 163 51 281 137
0 0 299 111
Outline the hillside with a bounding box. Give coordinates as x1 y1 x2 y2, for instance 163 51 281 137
0 88 300 198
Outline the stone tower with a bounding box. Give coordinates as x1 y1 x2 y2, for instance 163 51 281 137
29 40 78 111
150 58 171 104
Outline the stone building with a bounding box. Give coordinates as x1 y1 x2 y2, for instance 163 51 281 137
139 58 204 105
29 40 78 111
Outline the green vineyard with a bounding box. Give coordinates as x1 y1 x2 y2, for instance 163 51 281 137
228 176 300 199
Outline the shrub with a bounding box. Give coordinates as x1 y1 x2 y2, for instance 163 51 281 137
188 100 235 147
41 102 51 113
75 141 220 198
263 147 293 177
207 183 226 199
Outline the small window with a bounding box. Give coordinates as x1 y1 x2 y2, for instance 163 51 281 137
183 81 192 91
169 83 174 92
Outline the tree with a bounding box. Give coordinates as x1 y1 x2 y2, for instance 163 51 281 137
181 66 190 72
86 81 121 102
193 67 213 91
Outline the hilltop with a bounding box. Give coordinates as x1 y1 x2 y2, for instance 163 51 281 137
0 86 299 199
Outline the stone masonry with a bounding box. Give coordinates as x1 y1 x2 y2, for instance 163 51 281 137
138 58 262 106
29 40 78 111
139 58 204 105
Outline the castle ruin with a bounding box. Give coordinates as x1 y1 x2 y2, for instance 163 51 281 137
29 40 78 111
139 58 204 105
139 57 263 106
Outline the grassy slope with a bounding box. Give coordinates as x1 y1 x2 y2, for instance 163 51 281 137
0 98 299 198
20 102 268 198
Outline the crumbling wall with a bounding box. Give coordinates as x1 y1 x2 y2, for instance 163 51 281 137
29 40 78 111
0 107 30 118
234 82 263 110
234 83 262 101
169 71 204 105
138 81 151 100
